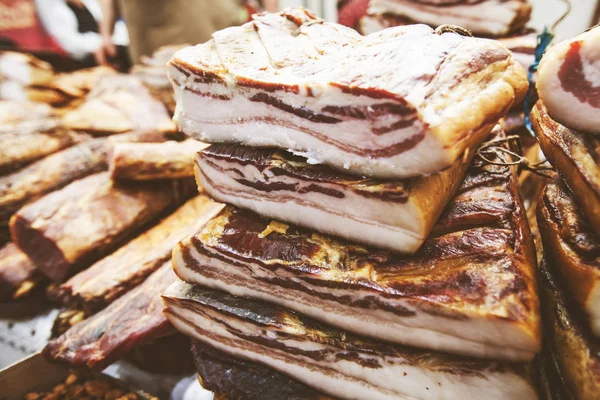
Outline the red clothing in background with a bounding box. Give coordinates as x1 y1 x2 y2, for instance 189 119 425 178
338 0 369 30
0 0 64 52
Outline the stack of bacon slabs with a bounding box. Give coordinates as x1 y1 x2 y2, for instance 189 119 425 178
159 8 542 400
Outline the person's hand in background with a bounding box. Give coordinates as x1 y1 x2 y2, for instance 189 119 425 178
94 36 116 65
95 0 117 66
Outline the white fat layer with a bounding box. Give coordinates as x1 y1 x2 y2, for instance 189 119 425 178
170 66 453 179
164 300 537 400
537 27 600 133
198 159 427 253
368 0 525 36
0 58 32 85
588 284 600 337
172 244 537 360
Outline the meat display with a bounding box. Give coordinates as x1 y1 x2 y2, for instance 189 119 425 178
191 340 335 400
537 26 600 133
174 146 540 361
51 66 116 99
110 139 209 181
0 128 89 174
45 261 175 370
195 141 472 253
10 172 191 282
0 242 40 301
367 0 531 37
0 138 108 242
538 183 600 337
0 100 56 134
0 82 67 105
62 75 176 135
58 195 223 313
539 259 600 399
163 283 537 400
0 52 53 86
169 8 527 179
532 101 600 235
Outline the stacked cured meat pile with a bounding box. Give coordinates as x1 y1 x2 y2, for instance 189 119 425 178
162 8 541 399
0 72 188 309
531 27 600 398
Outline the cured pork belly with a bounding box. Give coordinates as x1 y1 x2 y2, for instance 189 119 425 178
359 15 536 70
11 172 192 282
540 260 600 399
45 262 175 370
163 283 537 400
58 195 223 313
0 52 53 86
537 26 600 133
0 138 107 242
62 75 175 135
170 8 527 179
367 0 531 37
538 182 600 337
0 128 89 174
0 242 41 301
174 152 540 360
532 101 600 235
191 340 334 400
110 139 209 181
498 31 537 71
196 142 471 253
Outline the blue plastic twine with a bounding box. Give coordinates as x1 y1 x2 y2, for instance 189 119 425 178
524 27 554 137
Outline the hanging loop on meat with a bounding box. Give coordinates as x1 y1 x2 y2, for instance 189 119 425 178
475 134 554 177
434 24 472 37
292 19 325 37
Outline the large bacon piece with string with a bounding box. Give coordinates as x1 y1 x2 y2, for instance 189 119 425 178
169 8 527 179
537 26 600 133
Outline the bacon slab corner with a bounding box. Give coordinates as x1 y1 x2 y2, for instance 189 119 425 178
367 0 531 37
168 7 527 179
537 26 600 133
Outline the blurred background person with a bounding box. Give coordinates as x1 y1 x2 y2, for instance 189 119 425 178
35 0 129 69
95 0 249 66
